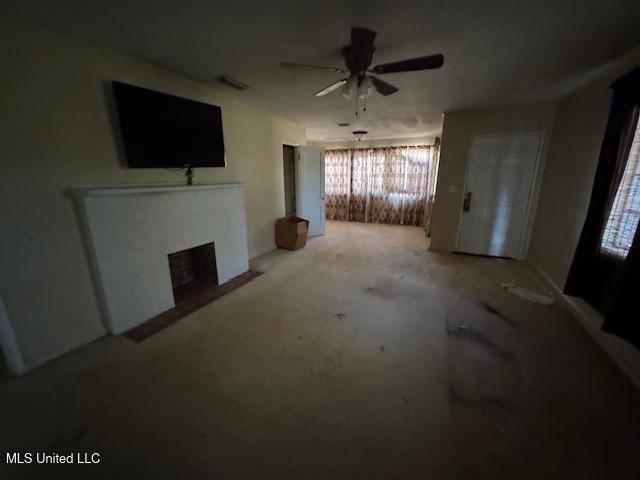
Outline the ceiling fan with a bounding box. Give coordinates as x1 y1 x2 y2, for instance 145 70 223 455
280 27 443 113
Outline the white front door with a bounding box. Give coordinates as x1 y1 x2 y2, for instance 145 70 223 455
295 146 326 237
456 133 542 259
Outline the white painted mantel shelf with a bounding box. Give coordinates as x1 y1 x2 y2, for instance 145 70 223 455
71 182 249 334
70 182 243 197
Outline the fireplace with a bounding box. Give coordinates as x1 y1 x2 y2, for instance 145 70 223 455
72 183 249 334
123 240 259 343
168 242 218 305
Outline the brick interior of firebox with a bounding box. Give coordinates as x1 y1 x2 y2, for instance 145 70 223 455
168 242 218 305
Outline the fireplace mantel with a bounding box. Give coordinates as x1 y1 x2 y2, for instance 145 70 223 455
70 182 243 197
72 182 249 334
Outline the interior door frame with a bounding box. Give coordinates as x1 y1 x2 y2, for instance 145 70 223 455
282 142 300 216
454 132 545 260
295 146 326 237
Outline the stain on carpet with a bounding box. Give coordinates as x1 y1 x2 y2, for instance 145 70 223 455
364 282 400 299
447 324 515 361
481 302 519 329
449 386 515 414
364 286 389 298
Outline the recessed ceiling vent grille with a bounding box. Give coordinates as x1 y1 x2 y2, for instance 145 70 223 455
216 76 249 90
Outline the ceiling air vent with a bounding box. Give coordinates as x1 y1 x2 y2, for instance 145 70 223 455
337 122 350 127
216 76 249 90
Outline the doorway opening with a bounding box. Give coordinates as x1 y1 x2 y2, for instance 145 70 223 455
283 145 296 216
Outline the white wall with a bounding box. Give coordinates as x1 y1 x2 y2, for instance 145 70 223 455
429 104 557 253
0 17 306 371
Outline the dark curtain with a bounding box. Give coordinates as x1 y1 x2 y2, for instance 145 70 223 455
564 67 640 348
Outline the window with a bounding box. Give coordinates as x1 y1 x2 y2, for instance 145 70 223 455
600 121 640 259
324 145 439 225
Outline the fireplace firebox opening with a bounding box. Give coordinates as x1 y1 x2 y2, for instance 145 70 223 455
167 242 218 305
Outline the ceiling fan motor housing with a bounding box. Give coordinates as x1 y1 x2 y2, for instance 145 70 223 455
343 27 377 76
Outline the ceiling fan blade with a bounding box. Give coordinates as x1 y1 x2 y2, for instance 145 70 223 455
372 54 444 74
314 79 348 96
370 76 399 96
280 62 346 73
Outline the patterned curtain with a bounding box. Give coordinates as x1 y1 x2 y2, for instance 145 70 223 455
324 144 440 229
325 149 352 221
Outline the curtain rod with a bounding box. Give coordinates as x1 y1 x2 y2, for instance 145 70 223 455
324 136 440 151
325 144 437 151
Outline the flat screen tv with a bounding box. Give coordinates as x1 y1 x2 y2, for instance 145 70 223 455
112 81 225 168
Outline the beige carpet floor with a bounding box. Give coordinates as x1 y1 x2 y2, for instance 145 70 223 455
0 221 639 479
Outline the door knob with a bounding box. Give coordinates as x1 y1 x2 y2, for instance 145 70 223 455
463 191 472 212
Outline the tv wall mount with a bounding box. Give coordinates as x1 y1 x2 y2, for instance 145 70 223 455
185 167 195 186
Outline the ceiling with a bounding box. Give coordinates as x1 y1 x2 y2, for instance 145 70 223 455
4 0 640 141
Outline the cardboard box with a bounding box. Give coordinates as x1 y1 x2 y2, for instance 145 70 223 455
275 216 309 250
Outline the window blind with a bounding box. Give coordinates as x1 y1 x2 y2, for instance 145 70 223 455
600 121 640 259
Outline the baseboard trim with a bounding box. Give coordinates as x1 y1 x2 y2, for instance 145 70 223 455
22 326 107 374
528 261 640 390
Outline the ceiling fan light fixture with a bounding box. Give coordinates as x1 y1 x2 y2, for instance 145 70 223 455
341 77 358 100
353 130 368 141
358 76 374 100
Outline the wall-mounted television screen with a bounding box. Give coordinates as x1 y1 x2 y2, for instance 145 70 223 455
112 81 225 168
